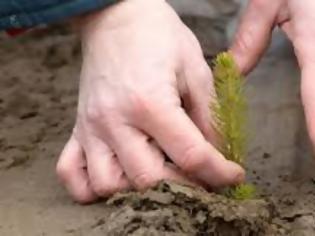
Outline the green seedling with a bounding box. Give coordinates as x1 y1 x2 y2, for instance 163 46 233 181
229 184 256 200
212 52 256 200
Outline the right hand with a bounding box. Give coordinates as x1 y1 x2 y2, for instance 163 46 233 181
56 0 244 203
231 0 315 158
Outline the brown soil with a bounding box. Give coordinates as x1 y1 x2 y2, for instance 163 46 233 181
104 181 271 236
0 27 314 236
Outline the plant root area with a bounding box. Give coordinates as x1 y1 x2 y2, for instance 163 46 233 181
0 28 315 236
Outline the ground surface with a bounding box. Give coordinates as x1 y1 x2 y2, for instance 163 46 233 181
0 25 315 235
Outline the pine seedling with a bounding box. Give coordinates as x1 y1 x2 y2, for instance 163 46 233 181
230 184 256 200
212 52 255 200
212 52 246 165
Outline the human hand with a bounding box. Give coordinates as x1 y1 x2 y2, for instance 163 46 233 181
56 0 244 203
230 0 315 157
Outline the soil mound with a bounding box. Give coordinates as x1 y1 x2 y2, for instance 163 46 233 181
104 182 271 236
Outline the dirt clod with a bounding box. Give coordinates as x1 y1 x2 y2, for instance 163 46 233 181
103 182 271 236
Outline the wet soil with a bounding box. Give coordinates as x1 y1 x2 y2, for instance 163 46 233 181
104 181 271 236
0 27 315 236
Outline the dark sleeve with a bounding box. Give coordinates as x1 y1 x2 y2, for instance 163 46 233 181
0 0 116 30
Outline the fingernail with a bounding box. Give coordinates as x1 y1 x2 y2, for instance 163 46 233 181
234 170 245 185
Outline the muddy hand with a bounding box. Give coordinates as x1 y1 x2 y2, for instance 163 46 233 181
230 0 315 160
56 0 244 203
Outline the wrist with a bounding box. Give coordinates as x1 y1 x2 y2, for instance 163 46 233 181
77 0 166 32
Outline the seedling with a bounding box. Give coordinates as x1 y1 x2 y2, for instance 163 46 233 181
212 52 256 200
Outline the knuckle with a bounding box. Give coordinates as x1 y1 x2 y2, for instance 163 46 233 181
181 144 208 173
251 0 267 10
85 104 107 124
56 160 71 183
85 103 117 131
132 172 161 190
234 31 253 55
128 91 153 118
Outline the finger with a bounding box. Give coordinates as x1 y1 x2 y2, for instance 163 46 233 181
140 105 245 187
277 6 292 40
230 0 282 74
301 66 315 152
302 67 315 119
56 135 97 204
294 34 315 150
288 7 315 68
179 45 218 146
280 22 294 41
83 135 131 197
111 125 194 190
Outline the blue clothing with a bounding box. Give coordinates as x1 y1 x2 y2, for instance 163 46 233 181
0 0 115 30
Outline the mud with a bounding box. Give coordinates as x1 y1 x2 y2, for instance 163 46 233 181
0 23 315 236
103 181 271 236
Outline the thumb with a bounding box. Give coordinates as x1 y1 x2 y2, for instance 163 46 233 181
230 0 282 74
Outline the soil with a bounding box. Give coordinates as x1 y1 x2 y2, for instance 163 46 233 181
0 27 315 236
103 181 272 236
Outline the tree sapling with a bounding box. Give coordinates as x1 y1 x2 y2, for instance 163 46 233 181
212 52 256 200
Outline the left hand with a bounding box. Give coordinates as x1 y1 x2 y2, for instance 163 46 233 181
56 0 245 203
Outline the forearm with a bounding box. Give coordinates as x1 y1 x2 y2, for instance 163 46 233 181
0 0 116 30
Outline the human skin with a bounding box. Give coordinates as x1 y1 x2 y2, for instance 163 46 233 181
230 0 315 160
57 0 315 203
56 0 245 203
